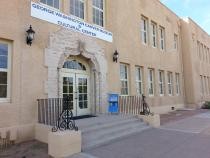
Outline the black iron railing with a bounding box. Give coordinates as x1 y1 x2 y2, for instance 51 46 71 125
37 98 78 131
119 95 152 116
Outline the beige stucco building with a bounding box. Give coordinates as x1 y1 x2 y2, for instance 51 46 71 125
0 0 209 143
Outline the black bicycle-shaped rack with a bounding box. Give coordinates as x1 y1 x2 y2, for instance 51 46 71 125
140 94 153 116
52 96 78 132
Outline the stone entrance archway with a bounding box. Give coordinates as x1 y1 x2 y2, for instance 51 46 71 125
44 29 108 114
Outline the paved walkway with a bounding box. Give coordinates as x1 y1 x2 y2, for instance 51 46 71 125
71 111 210 158
1 110 210 158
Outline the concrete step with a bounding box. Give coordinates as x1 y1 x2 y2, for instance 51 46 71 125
81 117 141 134
81 116 150 151
77 114 136 130
82 120 146 140
82 125 150 151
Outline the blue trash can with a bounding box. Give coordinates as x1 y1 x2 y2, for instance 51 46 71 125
108 93 119 113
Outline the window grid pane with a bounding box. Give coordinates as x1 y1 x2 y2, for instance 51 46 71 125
0 42 9 99
93 0 104 27
159 71 164 95
136 67 143 95
141 18 148 44
168 72 173 95
70 0 84 19
148 69 154 96
40 0 60 9
151 23 157 47
120 64 129 95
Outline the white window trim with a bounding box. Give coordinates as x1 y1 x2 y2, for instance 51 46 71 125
159 70 164 96
0 40 11 103
174 34 178 50
135 66 143 95
168 72 173 96
160 26 165 51
92 0 105 27
141 17 148 45
39 0 61 10
148 69 154 97
151 22 157 48
70 0 86 20
175 73 180 96
120 64 129 96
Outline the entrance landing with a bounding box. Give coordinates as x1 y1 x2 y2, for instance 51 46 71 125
75 114 150 151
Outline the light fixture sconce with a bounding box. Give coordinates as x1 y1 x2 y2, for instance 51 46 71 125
113 50 119 63
26 25 35 46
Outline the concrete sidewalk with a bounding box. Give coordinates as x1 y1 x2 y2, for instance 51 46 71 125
71 111 210 158
1 111 210 158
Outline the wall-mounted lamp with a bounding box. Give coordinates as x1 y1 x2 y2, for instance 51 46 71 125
26 25 35 46
113 50 119 63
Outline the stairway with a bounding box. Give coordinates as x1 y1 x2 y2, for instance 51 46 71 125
76 115 150 151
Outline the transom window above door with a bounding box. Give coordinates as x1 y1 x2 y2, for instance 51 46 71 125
40 0 60 9
70 0 85 19
63 60 86 71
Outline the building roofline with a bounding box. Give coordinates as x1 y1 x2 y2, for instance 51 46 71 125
184 17 210 37
157 0 181 19
157 0 210 37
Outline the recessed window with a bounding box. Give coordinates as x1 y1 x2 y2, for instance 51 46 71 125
197 41 200 59
40 0 60 9
0 41 11 101
159 70 164 96
93 0 104 27
175 73 180 95
141 16 148 44
200 75 204 96
120 64 129 95
148 69 154 96
160 26 165 51
70 0 85 19
151 22 157 48
135 66 143 95
174 34 178 50
167 72 173 95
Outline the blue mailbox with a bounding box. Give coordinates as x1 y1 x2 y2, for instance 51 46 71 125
108 93 119 113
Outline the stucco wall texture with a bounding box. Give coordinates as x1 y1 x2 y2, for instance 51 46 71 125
0 0 209 142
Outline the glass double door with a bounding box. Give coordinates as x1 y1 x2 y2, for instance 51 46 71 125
62 73 90 117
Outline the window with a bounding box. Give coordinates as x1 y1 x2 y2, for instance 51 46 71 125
70 0 85 19
197 41 200 59
199 43 202 60
204 46 207 62
151 22 157 48
120 64 129 95
175 73 180 95
167 72 173 95
206 76 209 95
93 0 104 27
200 75 204 95
135 66 143 95
159 70 164 96
201 44 204 61
40 0 60 9
63 60 86 71
0 41 11 101
141 17 148 44
174 34 178 50
148 69 154 96
160 26 165 50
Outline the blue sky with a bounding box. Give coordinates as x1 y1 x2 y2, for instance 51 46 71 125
160 0 210 34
